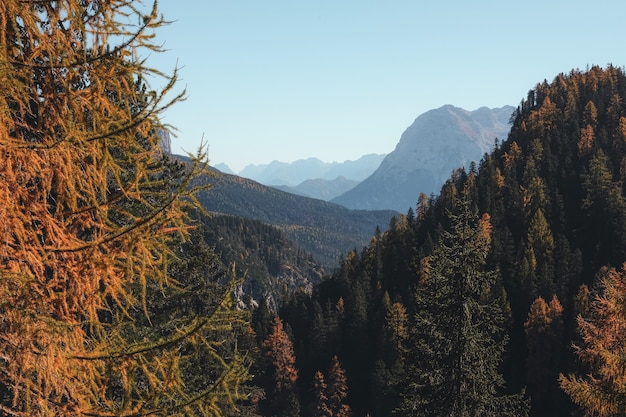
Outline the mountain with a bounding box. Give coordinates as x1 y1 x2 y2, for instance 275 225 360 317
331 105 514 212
188 166 397 269
274 176 360 201
239 154 386 186
214 162 236 175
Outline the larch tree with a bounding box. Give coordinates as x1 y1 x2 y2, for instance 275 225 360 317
0 1 249 416
560 264 626 416
312 371 332 417
262 317 301 417
327 356 351 417
311 356 351 417
397 198 529 417
385 301 409 357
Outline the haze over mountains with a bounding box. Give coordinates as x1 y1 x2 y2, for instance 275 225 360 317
236 154 386 186
332 105 515 212
215 154 385 201
188 164 397 269
213 105 513 211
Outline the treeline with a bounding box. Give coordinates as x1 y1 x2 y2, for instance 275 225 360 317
250 66 626 417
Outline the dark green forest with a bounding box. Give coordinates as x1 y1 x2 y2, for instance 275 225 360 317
246 66 626 417
199 214 325 312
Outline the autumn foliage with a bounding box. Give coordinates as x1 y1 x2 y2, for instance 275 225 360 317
0 1 248 416
263 317 299 393
560 264 626 416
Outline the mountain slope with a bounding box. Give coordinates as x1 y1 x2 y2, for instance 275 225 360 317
189 166 397 268
332 105 514 212
198 214 324 311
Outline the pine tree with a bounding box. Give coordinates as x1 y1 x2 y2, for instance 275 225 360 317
560 264 626 416
0 2 250 416
397 199 528 417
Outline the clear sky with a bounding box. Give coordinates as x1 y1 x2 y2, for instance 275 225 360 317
146 1 625 172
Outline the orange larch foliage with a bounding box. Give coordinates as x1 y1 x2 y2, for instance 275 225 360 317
263 317 299 393
327 356 351 417
0 1 244 416
560 264 626 416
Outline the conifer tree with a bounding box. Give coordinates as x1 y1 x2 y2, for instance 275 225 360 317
262 317 301 416
385 300 409 359
524 209 556 300
312 371 332 417
327 356 351 417
397 198 528 417
0 1 249 416
524 295 565 414
560 264 626 416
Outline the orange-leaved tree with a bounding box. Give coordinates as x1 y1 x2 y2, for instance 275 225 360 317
262 317 300 416
560 264 626 416
0 1 249 416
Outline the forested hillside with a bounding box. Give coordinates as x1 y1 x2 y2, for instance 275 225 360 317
189 166 397 268
255 66 626 417
199 214 325 312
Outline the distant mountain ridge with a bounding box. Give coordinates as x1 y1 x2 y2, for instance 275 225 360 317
332 105 514 212
274 176 360 201
238 154 386 186
183 163 397 268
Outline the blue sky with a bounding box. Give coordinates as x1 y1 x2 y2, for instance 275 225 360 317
147 1 625 172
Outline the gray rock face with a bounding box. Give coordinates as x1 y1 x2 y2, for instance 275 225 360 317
331 105 514 212
157 129 171 154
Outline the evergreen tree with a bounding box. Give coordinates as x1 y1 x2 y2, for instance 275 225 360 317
581 150 626 269
0 1 249 416
524 295 566 415
524 209 556 300
397 199 528 417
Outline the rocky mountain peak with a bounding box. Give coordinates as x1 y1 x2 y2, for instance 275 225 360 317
332 105 514 212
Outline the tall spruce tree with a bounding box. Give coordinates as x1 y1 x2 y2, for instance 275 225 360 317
397 198 528 417
524 295 566 415
0 1 250 416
